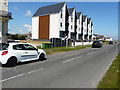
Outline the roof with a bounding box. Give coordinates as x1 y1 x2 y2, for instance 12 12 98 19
83 15 87 22
95 34 104 39
33 2 66 17
88 18 92 24
77 12 82 19
106 37 111 39
68 8 74 15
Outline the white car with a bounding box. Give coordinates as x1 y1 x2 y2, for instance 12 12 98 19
0 43 47 67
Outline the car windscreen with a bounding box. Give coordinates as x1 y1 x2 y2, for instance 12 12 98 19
0 43 9 50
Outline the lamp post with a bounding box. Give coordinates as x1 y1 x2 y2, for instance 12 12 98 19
65 36 68 48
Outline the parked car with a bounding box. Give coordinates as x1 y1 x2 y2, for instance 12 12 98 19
0 43 47 67
109 41 114 44
92 41 102 48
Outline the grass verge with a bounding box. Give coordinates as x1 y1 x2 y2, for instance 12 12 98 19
97 53 119 88
46 45 91 55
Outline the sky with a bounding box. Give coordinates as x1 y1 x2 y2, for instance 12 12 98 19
8 2 118 40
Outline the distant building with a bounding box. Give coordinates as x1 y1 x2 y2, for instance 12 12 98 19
105 37 113 41
93 34 100 40
96 34 105 40
26 32 32 40
0 0 13 43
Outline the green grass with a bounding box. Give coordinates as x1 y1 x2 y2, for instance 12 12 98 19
98 53 119 88
46 45 91 55
102 42 109 45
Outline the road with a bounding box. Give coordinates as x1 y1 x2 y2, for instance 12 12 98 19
1 44 118 88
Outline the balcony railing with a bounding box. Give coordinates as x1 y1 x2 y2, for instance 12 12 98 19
0 10 12 19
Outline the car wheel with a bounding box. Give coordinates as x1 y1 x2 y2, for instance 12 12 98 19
39 53 45 61
6 57 18 67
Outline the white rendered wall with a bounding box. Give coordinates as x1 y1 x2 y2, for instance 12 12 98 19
91 25 93 40
88 20 92 40
0 0 8 11
83 17 88 40
76 14 82 40
68 9 75 39
59 3 66 32
32 16 39 39
76 19 80 40
0 0 8 43
50 13 60 39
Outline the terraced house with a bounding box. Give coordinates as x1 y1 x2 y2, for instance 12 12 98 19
32 2 93 47
68 8 77 40
76 12 83 41
88 18 93 41
0 0 12 43
83 15 88 41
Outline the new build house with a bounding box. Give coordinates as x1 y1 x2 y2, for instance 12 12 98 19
88 18 93 41
32 2 70 47
32 2 94 47
68 8 77 40
83 15 88 41
0 0 12 43
77 12 83 41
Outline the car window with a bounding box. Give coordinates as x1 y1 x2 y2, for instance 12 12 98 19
93 41 98 43
0 43 9 50
23 44 36 50
13 44 24 50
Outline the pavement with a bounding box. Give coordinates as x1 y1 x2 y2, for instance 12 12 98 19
0 44 118 88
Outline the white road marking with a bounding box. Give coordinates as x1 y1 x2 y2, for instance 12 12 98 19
88 52 95 55
62 58 75 63
62 56 82 63
27 68 43 74
0 68 43 83
0 74 24 83
76 56 82 59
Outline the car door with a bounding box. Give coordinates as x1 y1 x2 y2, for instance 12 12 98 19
22 44 38 61
13 44 25 61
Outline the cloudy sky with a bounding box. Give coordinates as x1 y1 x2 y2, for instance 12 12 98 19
8 2 118 40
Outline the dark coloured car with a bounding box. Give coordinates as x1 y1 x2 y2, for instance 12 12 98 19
109 41 114 44
92 41 102 48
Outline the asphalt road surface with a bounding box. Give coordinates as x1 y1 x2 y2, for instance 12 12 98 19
1 44 118 88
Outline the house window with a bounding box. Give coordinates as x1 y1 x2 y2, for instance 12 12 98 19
2 22 4 36
79 20 80 24
71 17 73 22
71 33 74 39
61 9 63 18
60 31 65 37
60 23 62 27
78 34 81 39
71 14 73 22
71 25 72 29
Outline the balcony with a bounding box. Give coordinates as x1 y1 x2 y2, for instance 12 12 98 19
0 10 12 19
